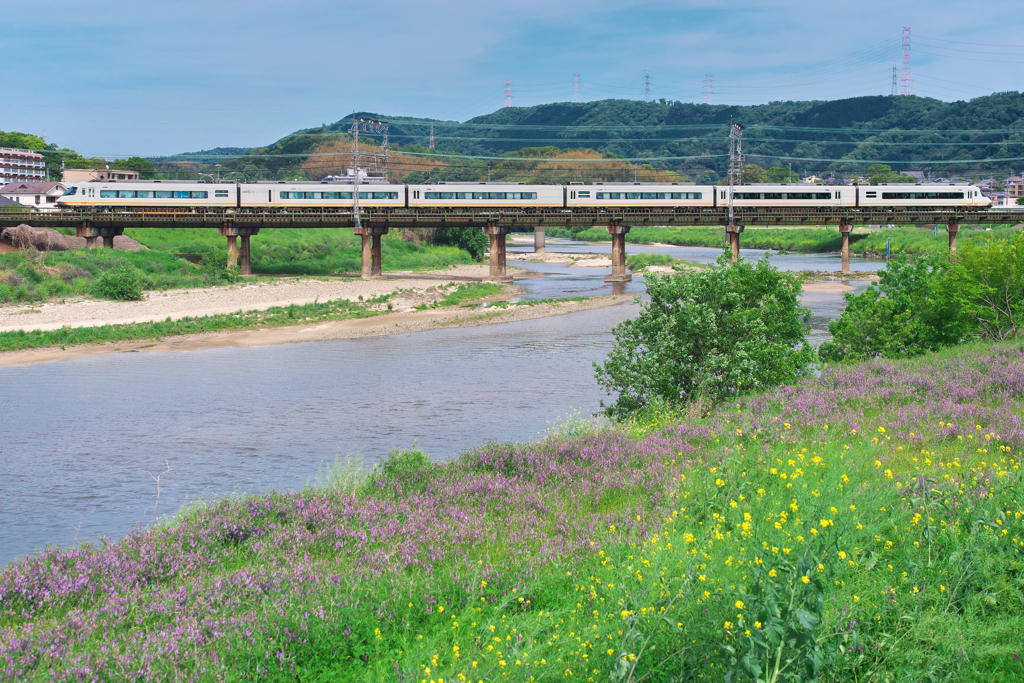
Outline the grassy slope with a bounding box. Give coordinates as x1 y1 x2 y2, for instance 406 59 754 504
554 225 1023 257
1 341 1022 681
0 230 476 304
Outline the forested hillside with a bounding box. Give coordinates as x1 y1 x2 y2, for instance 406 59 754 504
201 92 1024 182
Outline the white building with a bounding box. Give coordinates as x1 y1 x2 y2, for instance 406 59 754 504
0 148 46 185
0 181 68 207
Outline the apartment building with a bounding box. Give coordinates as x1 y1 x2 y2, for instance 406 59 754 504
62 168 140 182
1005 175 1023 203
0 148 46 185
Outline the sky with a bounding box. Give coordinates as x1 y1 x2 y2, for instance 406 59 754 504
2 0 1023 157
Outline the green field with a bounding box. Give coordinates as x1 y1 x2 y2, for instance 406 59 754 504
0 229 477 304
549 225 1024 257
2 340 1021 681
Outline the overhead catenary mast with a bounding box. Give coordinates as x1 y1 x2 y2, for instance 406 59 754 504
429 122 435 149
728 122 743 227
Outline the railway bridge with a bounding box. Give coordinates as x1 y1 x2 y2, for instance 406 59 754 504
3 206 1022 282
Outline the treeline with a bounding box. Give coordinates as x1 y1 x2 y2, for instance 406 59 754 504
167 92 1024 182
1 130 158 180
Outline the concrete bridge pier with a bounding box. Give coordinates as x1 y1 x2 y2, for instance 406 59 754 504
605 225 632 283
947 222 959 257
483 225 514 283
354 226 388 278
839 223 853 273
534 226 546 254
76 225 123 249
725 224 744 263
219 225 259 276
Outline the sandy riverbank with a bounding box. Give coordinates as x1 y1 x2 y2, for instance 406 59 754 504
0 294 631 367
0 264 533 334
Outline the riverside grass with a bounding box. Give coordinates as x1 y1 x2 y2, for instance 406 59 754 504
554 225 1023 257
0 230 476 304
2 342 1023 681
0 282 501 352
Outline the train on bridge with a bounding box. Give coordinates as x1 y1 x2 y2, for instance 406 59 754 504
56 180 991 212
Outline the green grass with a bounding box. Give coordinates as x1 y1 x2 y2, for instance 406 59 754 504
414 282 505 309
552 225 1024 257
0 230 479 305
125 228 477 276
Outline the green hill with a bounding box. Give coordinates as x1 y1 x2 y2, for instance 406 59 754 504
175 93 1024 181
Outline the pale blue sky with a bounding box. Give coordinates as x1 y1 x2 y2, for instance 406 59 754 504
2 0 1022 156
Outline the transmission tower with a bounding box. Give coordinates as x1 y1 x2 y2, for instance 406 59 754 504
705 75 713 104
643 71 651 102
728 123 743 227
573 74 580 101
429 122 435 149
900 27 914 96
349 116 391 230
505 79 512 107
891 62 898 96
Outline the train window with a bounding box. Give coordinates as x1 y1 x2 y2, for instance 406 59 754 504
865 192 877 197
100 190 117 198
117 190 136 198
721 191 726 199
62 186 77 196
735 192 831 200
137 191 154 198
669 192 702 199
595 192 622 199
155 191 173 198
578 191 590 198
358 192 399 199
214 190 230 197
173 191 189 199
882 192 964 200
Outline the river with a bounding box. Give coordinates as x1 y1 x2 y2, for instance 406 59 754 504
0 239 883 566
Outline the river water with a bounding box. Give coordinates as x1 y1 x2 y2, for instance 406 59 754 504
0 239 883 566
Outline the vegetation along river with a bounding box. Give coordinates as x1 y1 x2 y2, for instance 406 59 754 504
0 239 884 566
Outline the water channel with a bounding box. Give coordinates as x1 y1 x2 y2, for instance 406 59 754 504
0 239 885 566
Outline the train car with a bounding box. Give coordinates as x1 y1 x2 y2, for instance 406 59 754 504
407 182 563 208
58 181 237 209
718 184 851 207
855 184 989 208
248 182 405 209
568 182 716 208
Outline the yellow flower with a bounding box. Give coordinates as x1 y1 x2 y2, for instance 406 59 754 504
724 621 733 629
754 621 762 628
801 576 810 584
768 569 777 577
735 600 745 610
437 606 444 613
607 649 615 656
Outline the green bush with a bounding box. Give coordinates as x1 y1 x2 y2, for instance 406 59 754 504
431 227 489 260
595 253 815 416
821 233 1024 362
92 265 144 301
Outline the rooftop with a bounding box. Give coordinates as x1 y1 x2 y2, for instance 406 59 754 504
0 181 65 194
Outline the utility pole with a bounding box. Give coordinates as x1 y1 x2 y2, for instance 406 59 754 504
891 62 898 96
643 71 651 102
429 122 435 149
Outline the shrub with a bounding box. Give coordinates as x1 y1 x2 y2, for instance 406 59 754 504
595 253 815 416
431 227 489 260
92 265 144 301
821 234 1024 362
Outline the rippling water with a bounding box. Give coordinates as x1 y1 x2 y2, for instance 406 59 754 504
0 239 884 566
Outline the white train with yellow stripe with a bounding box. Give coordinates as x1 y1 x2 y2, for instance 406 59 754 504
57 180 991 211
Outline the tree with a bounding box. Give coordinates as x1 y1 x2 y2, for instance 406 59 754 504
819 255 975 362
112 157 159 180
767 166 795 183
430 228 489 260
742 164 768 183
1017 196 1024 206
594 254 815 416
